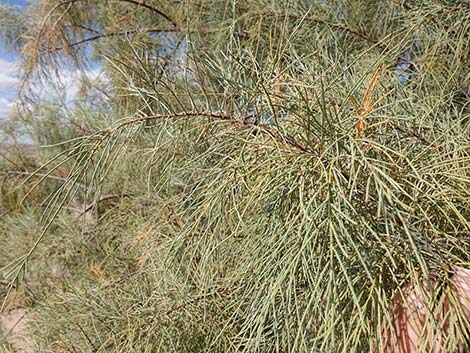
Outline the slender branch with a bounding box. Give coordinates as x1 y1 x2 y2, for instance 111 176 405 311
76 322 98 352
110 111 315 155
39 0 177 53
2 310 28 340
392 124 445 152
0 208 12 218
50 28 178 51
49 28 249 52
66 24 102 35
118 0 177 28
45 0 177 28
0 151 23 170
265 12 379 45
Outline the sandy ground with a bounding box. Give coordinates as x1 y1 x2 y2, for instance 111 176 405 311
0 308 34 352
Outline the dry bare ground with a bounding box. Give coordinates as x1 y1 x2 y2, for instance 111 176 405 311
0 309 34 352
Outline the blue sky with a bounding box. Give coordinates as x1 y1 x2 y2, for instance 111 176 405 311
0 0 28 119
1 0 28 7
0 0 28 58
0 0 105 124
0 0 105 127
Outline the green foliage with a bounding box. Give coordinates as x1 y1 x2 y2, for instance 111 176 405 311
1 0 469 352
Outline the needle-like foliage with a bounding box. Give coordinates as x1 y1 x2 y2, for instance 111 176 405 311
1 0 469 352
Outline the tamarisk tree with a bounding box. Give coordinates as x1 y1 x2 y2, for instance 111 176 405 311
0 0 469 352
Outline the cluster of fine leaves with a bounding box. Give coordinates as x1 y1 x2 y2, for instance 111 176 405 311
1 0 469 352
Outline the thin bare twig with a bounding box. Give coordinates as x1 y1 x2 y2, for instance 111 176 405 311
2 310 28 340
76 322 98 352
0 151 23 170
392 124 445 152
0 209 11 218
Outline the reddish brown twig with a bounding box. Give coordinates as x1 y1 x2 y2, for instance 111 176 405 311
392 124 445 152
109 111 315 155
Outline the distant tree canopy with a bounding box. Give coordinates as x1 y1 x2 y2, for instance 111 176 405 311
0 0 469 352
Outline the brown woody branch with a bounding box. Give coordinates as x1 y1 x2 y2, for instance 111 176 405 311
67 24 102 35
265 12 379 45
41 0 177 52
110 111 315 155
50 0 177 27
118 0 177 28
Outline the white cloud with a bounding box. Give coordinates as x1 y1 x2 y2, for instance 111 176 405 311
28 66 105 105
0 59 19 96
56 67 103 99
0 57 106 121
0 58 20 120
0 58 19 121
0 97 16 119
0 58 20 96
